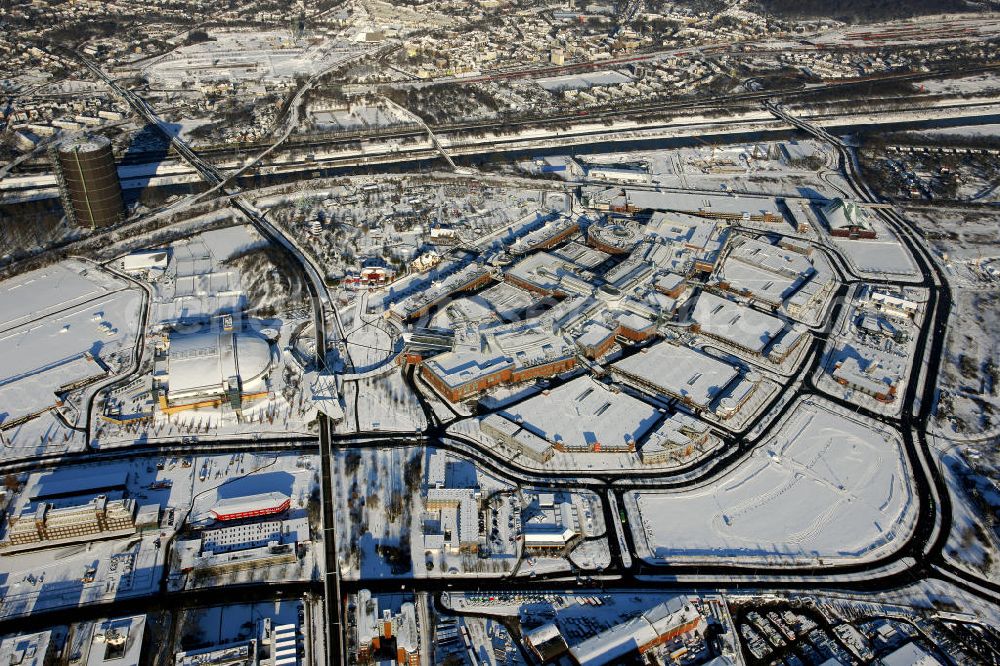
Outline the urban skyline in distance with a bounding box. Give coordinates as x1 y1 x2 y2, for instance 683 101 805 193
0 0 999 665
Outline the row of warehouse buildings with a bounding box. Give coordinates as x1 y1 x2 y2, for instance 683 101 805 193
525 595 706 665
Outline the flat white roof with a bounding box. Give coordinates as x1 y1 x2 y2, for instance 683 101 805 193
570 615 656 666
500 376 658 449
880 642 942 666
0 631 52 666
423 350 513 389
716 261 799 304
729 237 812 276
211 492 289 517
88 615 146 666
506 251 595 296
691 291 784 353
612 342 738 409
576 321 616 348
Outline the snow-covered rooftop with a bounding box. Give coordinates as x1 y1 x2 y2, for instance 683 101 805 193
167 330 272 403
691 291 785 353
500 377 659 450
611 342 739 410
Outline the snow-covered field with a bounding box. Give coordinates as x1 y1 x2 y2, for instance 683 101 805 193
0 259 143 457
141 30 371 86
628 398 915 565
916 73 1000 96
340 369 426 434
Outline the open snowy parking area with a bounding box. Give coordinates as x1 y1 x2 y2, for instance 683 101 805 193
0 259 143 455
627 398 916 566
830 236 919 280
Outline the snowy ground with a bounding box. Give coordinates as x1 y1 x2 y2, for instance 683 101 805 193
333 446 428 580
340 368 426 434
627 397 916 566
887 208 1000 437
140 29 372 87
933 286 1000 437
917 72 1000 97
568 537 613 571
931 437 1000 581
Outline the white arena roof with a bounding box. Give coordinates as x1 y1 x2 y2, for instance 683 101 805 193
167 330 272 403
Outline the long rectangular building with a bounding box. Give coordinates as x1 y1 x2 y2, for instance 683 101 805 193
610 342 738 411
569 596 704 665
691 291 785 355
421 323 577 403
3 495 136 549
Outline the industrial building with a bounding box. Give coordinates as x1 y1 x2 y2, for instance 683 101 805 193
208 492 291 522
82 615 147 666
639 412 713 465
0 630 54 666
586 221 644 255
714 236 818 310
586 187 781 224
2 495 136 550
117 249 169 277
499 377 659 453
784 272 837 320
865 288 919 319
832 357 897 402
522 493 581 550
387 264 494 323
575 321 619 359
424 488 481 553
177 518 305 576
878 642 943 666
480 413 554 463
525 624 570 662
188 541 297 576
504 251 595 298
822 198 877 239
355 591 421 666
420 322 577 402
610 342 739 412
53 135 125 229
26 463 130 502
162 329 274 412
690 291 786 357
510 214 581 255
567 596 704 665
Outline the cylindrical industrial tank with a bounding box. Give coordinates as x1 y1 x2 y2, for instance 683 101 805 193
55 135 125 229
